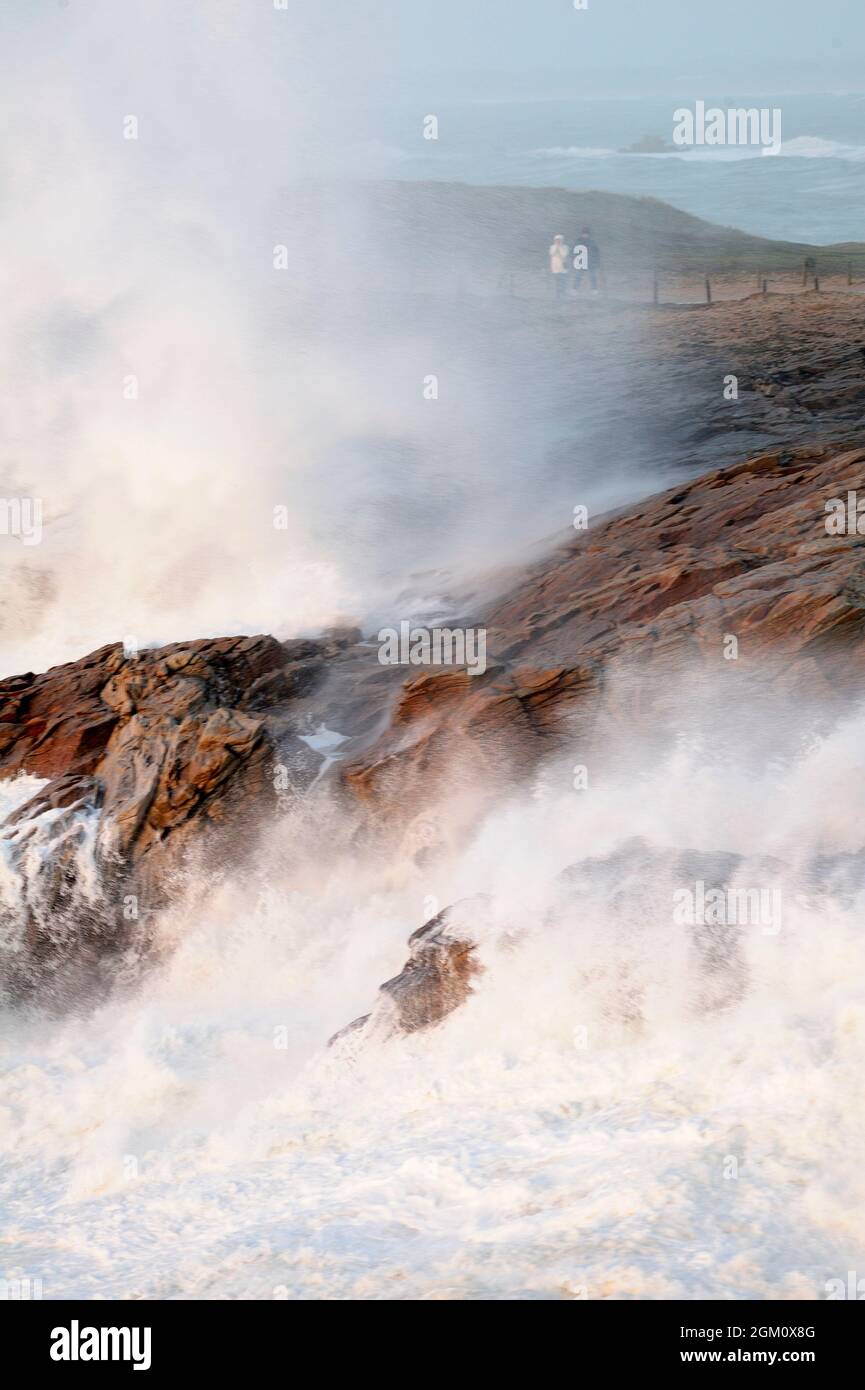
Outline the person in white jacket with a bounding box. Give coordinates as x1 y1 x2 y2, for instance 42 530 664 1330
548 234 570 299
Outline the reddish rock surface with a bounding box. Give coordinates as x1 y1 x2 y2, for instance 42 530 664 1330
330 897 488 1046
0 634 344 996
3 440 865 1000
343 442 865 827
2 636 287 847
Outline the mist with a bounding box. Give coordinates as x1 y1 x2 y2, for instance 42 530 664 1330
0 1 672 679
2 663 863 1297
2 0 864 1314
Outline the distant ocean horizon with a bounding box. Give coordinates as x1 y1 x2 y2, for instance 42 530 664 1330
339 92 865 244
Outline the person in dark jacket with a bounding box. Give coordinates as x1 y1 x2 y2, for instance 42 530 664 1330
571 226 601 294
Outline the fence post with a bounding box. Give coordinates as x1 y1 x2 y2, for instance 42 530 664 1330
849 261 853 286
705 275 712 304
762 278 768 295
815 275 820 293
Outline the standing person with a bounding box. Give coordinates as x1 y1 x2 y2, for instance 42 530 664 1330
548 234 570 299
572 226 601 294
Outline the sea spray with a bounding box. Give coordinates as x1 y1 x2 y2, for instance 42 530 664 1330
1 686 864 1297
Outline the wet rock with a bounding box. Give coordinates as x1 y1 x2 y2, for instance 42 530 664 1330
0 634 339 997
329 896 489 1045
328 840 802 1046
343 442 865 828
6 435 865 1004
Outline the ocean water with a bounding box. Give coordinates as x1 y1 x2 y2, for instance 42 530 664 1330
345 93 865 244
2 690 864 1300
2 1 865 1299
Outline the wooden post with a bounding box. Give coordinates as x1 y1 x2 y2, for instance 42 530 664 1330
705 275 712 304
653 272 659 305
762 278 768 295
848 261 854 286
815 275 820 293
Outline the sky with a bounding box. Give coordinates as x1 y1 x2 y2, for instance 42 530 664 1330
1 0 864 672
297 0 865 97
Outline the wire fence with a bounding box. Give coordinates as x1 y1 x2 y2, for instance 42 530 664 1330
496 257 865 306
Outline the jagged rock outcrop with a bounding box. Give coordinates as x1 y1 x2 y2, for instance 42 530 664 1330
343 442 865 831
3 440 865 1000
0 632 355 998
327 842 781 1045
329 837 865 1044
329 896 490 1046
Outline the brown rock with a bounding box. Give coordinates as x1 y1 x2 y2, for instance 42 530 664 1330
0 633 333 998
329 896 488 1045
342 442 865 824
6 439 865 1002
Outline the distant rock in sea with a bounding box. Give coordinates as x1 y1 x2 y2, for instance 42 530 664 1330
619 134 679 155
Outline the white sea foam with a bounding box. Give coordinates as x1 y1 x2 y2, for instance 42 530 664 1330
0 775 105 973
2 1 865 1303
529 145 619 158
1 696 863 1299
769 135 865 160
531 136 865 164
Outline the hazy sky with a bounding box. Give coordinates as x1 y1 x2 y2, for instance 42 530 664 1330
303 0 865 96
